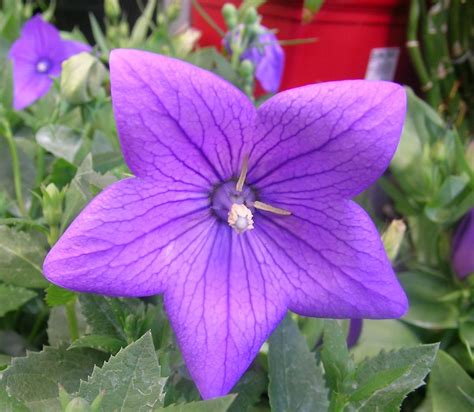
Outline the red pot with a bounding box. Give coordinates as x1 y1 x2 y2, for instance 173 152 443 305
192 0 415 90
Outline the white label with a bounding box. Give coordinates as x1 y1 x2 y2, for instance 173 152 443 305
365 47 400 81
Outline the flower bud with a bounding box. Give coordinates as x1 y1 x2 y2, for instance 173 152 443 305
65 397 91 412
222 3 238 29
61 52 107 105
239 59 254 78
41 183 66 227
244 7 259 25
105 0 121 20
382 219 406 262
452 209 474 279
166 0 181 22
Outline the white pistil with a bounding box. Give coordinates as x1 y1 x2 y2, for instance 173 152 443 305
235 154 249 192
253 201 291 216
228 203 254 234
36 61 49 73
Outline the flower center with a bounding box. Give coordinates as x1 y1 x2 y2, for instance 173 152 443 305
211 155 291 234
36 59 51 74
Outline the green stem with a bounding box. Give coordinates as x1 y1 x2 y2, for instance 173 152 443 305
191 0 225 36
27 306 48 344
1 120 26 216
65 301 79 342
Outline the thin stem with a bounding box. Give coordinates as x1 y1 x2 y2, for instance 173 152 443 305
191 0 225 37
1 120 26 216
65 301 79 342
278 37 318 46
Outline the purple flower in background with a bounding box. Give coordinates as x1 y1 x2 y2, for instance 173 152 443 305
8 15 91 110
44 49 408 398
242 30 284 93
452 209 474 279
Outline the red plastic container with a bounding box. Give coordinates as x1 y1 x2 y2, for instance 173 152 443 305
192 0 414 90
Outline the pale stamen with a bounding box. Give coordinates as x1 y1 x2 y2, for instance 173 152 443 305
235 154 249 192
228 203 254 234
253 201 291 216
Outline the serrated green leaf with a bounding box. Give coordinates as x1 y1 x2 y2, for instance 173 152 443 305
0 226 48 288
321 319 354 391
0 284 36 317
0 385 29 412
156 395 236 412
429 350 474 412
268 314 329 412
69 335 125 354
45 285 76 307
1 346 106 412
35 125 83 164
79 331 167 411
350 343 439 411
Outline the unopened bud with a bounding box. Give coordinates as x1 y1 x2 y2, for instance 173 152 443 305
105 0 121 19
382 219 406 262
222 3 238 29
65 397 91 412
166 0 181 22
244 7 258 25
61 52 107 105
41 183 65 227
239 59 254 78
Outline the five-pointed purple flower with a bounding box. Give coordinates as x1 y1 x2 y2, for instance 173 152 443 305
8 15 91 110
43 49 408 399
452 209 474 279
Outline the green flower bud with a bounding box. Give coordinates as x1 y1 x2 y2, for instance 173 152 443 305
222 3 237 28
166 0 181 22
41 183 66 227
65 397 91 412
239 59 254 78
119 21 129 37
105 0 121 20
90 390 106 412
61 52 107 105
382 219 406 262
244 7 258 25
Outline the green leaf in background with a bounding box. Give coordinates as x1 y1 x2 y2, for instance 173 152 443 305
78 331 167 411
45 284 76 307
60 155 116 231
0 385 29 412
351 320 420 362
268 314 329 412
156 395 236 412
0 226 48 288
35 125 83 164
129 0 157 47
428 350 474 412
47 304 87 347
229 368 267 412
321 319 354 392
0 346 106 412
0 354 11 370
69 334 125 354
349 343 438 411
399 271 459 329
0 284 36 317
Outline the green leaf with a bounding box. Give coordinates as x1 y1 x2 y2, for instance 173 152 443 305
45 285 76 307
0 385 29 412
268 314 329 412
1 346 106 412
0 284 36 317
35 125 83 164
68 335 125 354
429 350 474 412
229 368 267 412
350 343 439 411
156 396 236 412
351 320 420 362
60 156 116 231
0 354 11 370
88 13 109 55
0 226 48 288
130 0 157 46
79 331 167 411
321 320 354 391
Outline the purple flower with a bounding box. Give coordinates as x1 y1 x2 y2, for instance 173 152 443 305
347 319 363 348
452 209 474 279
43 49 408 398
242 30 284 94
8 15 91 110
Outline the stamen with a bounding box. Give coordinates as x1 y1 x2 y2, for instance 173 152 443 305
253 201 291 216
228 203 254 234
235 154 249 192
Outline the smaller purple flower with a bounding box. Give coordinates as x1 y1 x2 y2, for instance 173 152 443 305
242 30 285 94
8 15 91 110
452 209 474 279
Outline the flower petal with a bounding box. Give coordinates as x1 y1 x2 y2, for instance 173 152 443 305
60 39 92 60
110 49 256 188
252 200 408 318
164 225 287 398
43 178 212 296
10 64 53 110
247 81 406 203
